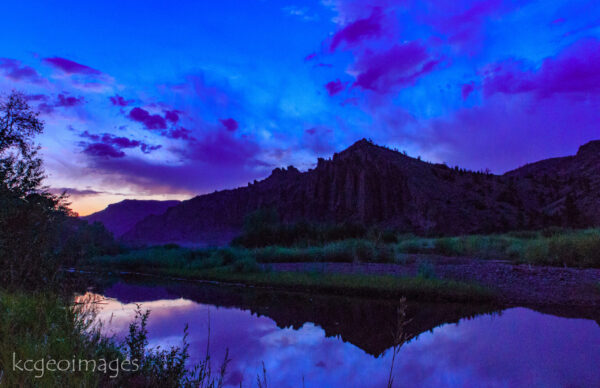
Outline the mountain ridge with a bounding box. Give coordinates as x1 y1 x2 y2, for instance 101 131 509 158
86 139 600 245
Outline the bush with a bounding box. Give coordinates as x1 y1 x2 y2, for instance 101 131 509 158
417 261 436 279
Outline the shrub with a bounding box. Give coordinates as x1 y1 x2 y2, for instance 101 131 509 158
417 261 436 279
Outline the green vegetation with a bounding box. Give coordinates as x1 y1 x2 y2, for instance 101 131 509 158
230 209 600 268
231 208 398 248
395 228 600 267
0 291 229 387
86 247 494 303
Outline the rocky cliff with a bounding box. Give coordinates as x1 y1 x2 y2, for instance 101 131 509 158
120 139 600 245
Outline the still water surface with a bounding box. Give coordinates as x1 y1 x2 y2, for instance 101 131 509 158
89 277 600 387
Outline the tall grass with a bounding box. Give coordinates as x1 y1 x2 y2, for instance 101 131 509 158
395 228 600 267
0 291 230 387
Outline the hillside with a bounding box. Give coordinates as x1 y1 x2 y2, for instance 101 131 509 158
82 199 180 237
506 140 600 226
121 139 591 245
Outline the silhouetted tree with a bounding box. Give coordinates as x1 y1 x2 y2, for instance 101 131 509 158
0 91 71 289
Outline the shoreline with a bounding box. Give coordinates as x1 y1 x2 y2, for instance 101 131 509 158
77 254 600 311
266 256 600 308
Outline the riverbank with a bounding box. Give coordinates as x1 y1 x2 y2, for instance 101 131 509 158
267 257 600 307
82 253 600 308
80 264 495 303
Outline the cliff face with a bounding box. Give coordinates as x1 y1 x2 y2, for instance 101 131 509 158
82 199 180 237
121 139 595 245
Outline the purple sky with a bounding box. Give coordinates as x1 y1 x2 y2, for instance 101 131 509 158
1 0 599 215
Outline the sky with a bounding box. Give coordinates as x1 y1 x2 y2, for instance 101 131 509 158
1 0 599 215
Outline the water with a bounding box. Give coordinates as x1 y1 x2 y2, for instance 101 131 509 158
87 276 600 387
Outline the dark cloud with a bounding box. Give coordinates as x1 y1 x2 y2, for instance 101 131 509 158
324 79 345 96
330 8 384 51
163 127 193 140
109 95 134 106
462 83 475 100
483 38 600 99
0 58 44 83
83 129 269 195
352 42 441 93
56 94 85 107
80 131 161 158
42 57 102 75
164 110 180 124
37 93 86 113
219 118 239 132
48 187 104 197
128 107 168 130
83 143 126 158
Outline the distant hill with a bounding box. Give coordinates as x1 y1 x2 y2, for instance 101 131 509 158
506 140 600 226
82 199 180 237
119 138 600 245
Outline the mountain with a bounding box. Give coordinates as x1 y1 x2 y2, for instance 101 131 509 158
82 199 180 237
506 140 600 226
121 139 600 245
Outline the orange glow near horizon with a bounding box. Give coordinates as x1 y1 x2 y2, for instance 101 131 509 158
69 193 191 217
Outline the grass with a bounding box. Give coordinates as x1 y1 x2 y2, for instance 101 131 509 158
0 291 120 387
85 250 494 303
395 228 600 267
0 290 229 387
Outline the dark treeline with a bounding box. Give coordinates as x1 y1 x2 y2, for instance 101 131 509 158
232 207 399 248
0 92 120 291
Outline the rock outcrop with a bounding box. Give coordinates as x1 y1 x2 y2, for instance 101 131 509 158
120 139 600 245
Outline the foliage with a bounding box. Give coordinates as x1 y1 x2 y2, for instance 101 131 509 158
232 209 387 248
0 291 230 387
0 91 119 289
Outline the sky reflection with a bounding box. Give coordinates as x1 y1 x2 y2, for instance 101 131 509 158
92 284 600 387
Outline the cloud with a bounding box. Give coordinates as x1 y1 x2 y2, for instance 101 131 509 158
49 187 104 197
462 83 475 100
42 57 102 75
128 107 168 130
304 53 317 61
80 131 161 157
37 93 86 113
82 129 269 195
56 94 85 107
164 110 180 124
483 38 600 99
219 118 239 132
110 95 134 106
352 42 441 93
428 0 504 51
163 127 193 140
0 58 44 83
282 5 318 21
83 143 126 158
329 7 384 51
325 79 345 96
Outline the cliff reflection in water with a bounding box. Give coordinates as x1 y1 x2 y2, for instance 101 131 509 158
95 276 499 357
85 276 600 387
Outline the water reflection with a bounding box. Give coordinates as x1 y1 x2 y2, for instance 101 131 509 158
88 277 600 387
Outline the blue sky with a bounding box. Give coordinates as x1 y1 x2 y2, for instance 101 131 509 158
1 0 599 214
